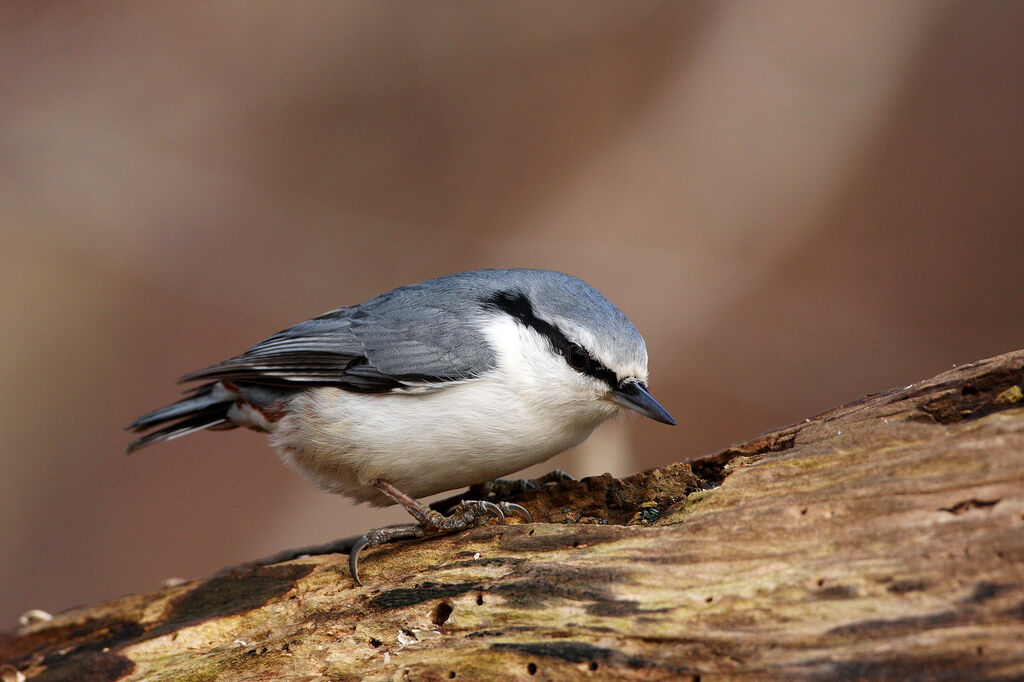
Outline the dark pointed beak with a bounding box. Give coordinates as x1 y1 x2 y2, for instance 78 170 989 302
610 381 676 425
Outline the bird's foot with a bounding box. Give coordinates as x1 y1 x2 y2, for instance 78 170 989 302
471 468 575 498
350 487 532 586
437 499 533 525
427 469 573 516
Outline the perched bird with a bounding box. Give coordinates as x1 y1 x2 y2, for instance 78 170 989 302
128 269 675 583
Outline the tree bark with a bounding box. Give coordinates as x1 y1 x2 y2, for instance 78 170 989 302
4 350 1024 681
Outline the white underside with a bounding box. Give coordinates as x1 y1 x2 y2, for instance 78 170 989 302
250 315 626 506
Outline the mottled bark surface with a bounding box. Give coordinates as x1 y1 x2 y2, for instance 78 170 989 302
4 351 1024 681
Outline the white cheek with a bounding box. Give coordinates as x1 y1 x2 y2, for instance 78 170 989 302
480 315 612 405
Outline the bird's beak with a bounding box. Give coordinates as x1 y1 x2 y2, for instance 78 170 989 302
610 381 676 425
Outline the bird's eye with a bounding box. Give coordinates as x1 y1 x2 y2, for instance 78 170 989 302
566 344 590 370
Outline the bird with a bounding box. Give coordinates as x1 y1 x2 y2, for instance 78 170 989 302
128 268 675 584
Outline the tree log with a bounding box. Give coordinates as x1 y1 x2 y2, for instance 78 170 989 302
4 350 1024 681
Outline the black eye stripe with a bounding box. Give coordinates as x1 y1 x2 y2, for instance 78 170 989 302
482 290 619 387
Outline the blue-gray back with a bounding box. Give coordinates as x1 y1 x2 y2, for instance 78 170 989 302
180 269 641 392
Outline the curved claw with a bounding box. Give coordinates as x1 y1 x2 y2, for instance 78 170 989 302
349 535 370 586
499 502 532 523
479 500 505 523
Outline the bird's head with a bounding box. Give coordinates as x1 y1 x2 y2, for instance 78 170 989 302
477 270 675 426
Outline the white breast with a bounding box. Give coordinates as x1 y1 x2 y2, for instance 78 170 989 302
267 314 621 506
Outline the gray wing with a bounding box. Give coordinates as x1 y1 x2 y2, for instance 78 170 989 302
180 283 496 392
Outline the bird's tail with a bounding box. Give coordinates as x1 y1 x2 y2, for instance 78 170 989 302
126 382 236 453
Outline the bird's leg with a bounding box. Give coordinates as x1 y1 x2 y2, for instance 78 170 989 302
470 468 575 499
349 479 531 586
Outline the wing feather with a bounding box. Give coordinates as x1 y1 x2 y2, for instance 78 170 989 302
179 282 496 392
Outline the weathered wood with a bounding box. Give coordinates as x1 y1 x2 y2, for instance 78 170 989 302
4 351 1024 680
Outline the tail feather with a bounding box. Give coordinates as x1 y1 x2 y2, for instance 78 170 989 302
127 382 236 452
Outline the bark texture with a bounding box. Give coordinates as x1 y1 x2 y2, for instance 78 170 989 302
3 350 1024 681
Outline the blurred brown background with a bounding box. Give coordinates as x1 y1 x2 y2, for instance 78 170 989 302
1 1 1021 625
